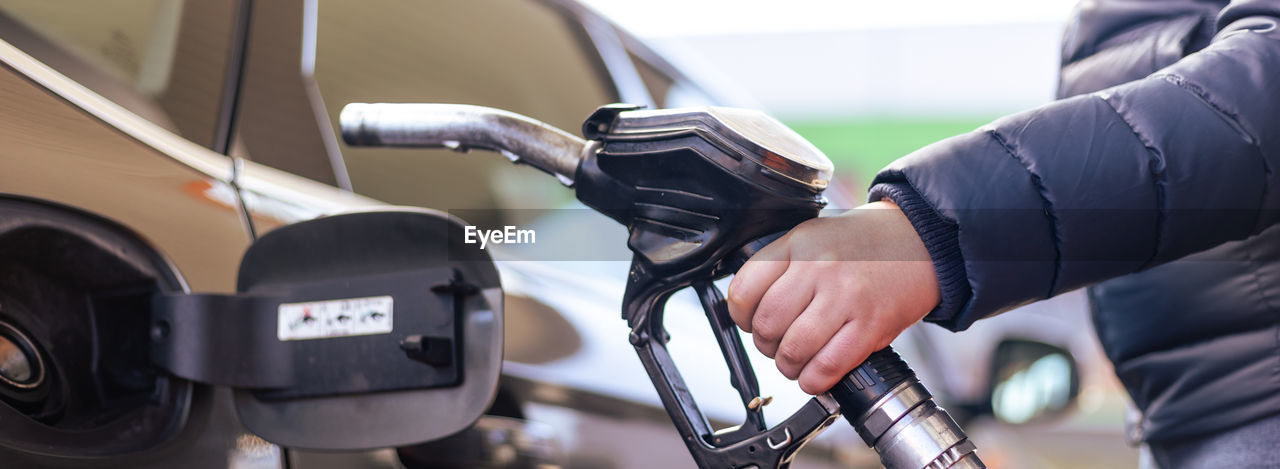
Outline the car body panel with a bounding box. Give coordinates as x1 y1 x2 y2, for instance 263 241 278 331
0 34 272 469
0 36 244 293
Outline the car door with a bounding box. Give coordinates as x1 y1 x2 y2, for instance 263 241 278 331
0 1 273 467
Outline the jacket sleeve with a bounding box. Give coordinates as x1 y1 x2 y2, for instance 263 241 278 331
869 0 1280 331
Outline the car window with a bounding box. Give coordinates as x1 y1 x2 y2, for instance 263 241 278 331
628 51 719 109
630 51 675 107
233 0 617 213
312 0 615 214
317 0 616 213
0 0 239 151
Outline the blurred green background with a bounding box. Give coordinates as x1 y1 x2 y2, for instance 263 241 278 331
786 117 993 187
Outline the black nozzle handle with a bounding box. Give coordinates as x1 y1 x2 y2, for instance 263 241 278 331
722 231 787 275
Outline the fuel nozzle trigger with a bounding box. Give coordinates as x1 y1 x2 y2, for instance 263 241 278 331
620 270 842 469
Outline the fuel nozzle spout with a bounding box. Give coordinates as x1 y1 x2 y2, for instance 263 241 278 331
339 103 591 185
829 348 985 469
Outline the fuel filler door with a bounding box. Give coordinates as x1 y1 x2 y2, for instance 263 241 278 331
149 209 503 450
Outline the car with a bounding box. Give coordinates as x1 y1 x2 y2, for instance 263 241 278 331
0 0 1114 467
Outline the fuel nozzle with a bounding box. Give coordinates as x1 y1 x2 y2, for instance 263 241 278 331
337 102 985 469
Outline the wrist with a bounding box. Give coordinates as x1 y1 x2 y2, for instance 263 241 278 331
867 182 970 325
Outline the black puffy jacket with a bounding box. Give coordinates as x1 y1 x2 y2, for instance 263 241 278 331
870 0 1280 443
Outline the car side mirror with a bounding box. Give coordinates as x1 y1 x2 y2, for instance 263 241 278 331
149 209 503 450
988 340 1079 424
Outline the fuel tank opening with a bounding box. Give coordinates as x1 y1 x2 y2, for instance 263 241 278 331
0 321 42 389
0 198 192 458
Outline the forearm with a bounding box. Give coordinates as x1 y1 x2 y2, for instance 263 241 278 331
872 9 1280 330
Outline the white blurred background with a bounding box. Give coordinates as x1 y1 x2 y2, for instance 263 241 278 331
580 0 1081 188
580 0 1076 117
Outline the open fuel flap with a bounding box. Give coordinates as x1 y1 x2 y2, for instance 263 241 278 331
150 209 503 450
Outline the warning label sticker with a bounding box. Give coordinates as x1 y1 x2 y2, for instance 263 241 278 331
277 295 394 341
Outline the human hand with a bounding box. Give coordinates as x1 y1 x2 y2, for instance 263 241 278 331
725 201 940 394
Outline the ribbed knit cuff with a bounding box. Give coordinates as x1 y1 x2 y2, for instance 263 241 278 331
868 181 971 326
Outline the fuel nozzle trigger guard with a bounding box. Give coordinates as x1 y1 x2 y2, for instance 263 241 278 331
625 274 842 468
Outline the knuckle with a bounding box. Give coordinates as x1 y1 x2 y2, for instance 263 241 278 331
775 341 807 367
751 319 780 343
837 275 866 297
727 305 751 332
799 377 827 395
784 228 814 250
810 354 846 377
776 360 800 380
815 252 839 263
753 334 777 358
874 335 894 352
